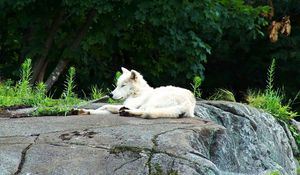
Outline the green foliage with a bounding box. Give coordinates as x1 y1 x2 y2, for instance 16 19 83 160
0 59 83 116
297 167 300 175
288 125 300 150
247 90 297 120
0 59 39 107
1 0 299 114
150 163 178 175
209 89 236 102
191 76 202 98
247 60 298 121
113 71 122 85
267 59 276 92
62 67 76 100
203 0 300 113
34 97 83 116
266 170 281 175
34 82 47 104
0 0 270 93
90 86 105 100
17 58 32 97
109 145 143 154
20 58 32 85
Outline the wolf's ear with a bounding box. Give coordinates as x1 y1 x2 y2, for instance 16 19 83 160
121 67 129 73
130 70 137 80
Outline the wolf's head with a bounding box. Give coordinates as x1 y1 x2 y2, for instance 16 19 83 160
110 67 150 100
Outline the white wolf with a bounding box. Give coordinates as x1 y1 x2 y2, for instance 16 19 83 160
77 67 196 119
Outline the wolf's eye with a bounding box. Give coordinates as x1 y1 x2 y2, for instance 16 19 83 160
121 84 126 87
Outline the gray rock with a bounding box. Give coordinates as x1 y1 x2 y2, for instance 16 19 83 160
0 101 298 175
196 101 298 175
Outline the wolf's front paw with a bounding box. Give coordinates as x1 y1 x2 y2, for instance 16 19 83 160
119 107 130 116
119 106 129 112
71 108 80 115
71 108 90 115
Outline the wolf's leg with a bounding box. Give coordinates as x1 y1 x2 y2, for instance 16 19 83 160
99 104 124 114
73 104 123 115
120 106 188 119
73 108 111 115
119 108 143 117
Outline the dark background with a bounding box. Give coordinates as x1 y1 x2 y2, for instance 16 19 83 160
0 0 299 111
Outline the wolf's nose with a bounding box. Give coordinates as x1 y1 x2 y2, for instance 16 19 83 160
108 93 113 98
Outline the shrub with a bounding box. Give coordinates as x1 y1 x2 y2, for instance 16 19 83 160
247 89 297 120
247 58 298 121
0 59 84 116
191 76 202 98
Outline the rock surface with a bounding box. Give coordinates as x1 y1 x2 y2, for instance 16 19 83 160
0 101 298 175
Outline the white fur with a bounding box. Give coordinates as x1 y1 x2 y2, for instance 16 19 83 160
79 67 196 118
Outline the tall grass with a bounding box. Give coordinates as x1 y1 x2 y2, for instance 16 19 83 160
0 59 36 107
266 59 276 92
247 89 297 120
209 88 236 102
0 59 84 116
62 66 76 100
247 58 298 121
90 85 105 100
36 66 83 116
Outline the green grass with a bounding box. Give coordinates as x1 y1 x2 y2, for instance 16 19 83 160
0 59 44 107
0 58 84 116
247 58 298 121
90 85 105 100
209 88 236 102
247 90 297 120
0 58 121 116
191 75 202 98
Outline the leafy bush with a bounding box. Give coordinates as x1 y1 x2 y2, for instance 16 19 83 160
0 59 37 107
0 0 270 94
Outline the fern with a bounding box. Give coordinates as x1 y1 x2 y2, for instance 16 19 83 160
18 58 32 96
62 66 76 100
191 76 202 98
266 58 276 92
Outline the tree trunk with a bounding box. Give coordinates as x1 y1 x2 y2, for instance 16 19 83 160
31 58 46 83
45 59 69 92
45 9 97 92
31 8 64 84
36 59 49 82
